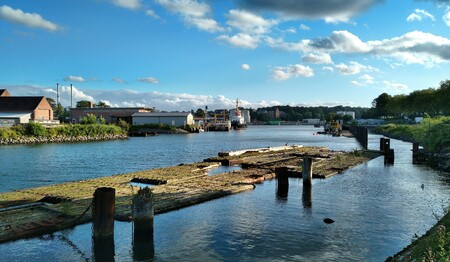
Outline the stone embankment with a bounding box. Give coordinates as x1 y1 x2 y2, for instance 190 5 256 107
0 134 127 145
0 146 381 244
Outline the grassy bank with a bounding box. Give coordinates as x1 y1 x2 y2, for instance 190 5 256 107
373 116 450 154
373 117 450 261
0 122 127 144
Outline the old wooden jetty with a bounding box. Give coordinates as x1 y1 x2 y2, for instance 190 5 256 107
0 146 381 243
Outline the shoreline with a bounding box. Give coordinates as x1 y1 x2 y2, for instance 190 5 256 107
0 146 381 244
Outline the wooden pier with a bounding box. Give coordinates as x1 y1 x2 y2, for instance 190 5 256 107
0 146 381 243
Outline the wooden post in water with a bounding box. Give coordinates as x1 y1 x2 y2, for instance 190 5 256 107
132 187 155 261
380 138 385 151
92 187 115 239
302 157 313 186
92 187 116 261
412 142 420 164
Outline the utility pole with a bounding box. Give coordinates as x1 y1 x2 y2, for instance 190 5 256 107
56 83 60 105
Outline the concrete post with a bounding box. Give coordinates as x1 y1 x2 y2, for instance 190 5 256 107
92 187 115 239
132 187 155 260
302 157 313 186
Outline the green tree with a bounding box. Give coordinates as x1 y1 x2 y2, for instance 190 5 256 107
46 97 57 112
80 114 98 124
76 100 92 108
372 93 391 118
194 108 206 118
96 101 110 108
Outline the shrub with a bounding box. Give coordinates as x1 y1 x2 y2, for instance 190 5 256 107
25 122 47 137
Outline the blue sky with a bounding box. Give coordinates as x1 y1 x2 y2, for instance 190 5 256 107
1 0 450 111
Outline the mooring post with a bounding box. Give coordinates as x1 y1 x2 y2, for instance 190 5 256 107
380 138 385 151
363 127 368 150
132 187 155 261
302 157 313 186
412 142 420 164
92 187 116 239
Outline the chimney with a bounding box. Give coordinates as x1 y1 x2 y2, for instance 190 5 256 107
56 83 60 105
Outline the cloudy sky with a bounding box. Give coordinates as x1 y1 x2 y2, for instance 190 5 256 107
1 0 450 111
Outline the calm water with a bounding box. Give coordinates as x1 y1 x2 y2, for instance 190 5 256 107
0 126 449 261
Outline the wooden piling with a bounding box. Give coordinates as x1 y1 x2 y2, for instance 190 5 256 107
132 187 155 260
302 157 313 186
302 184 312 208
412 142 420 164
380 138 385 151
92 187 115 239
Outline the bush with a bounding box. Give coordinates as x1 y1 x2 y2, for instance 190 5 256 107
25 122 47 137
80 114 98 125
117 119 130 131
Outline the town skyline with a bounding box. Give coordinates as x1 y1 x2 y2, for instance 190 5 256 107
1 0 450 111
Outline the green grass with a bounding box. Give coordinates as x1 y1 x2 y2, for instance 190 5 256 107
373 116 450 154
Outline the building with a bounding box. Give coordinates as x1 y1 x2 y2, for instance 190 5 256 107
0 90 54 125
132 112 194 126
0 89 11 97
336 111 356 120
70 107 153 124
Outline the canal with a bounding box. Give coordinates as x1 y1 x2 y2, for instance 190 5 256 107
0 126 449 261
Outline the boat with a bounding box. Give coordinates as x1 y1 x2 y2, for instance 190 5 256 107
231 99 247 130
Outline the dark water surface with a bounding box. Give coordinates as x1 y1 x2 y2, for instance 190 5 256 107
0 126 449 261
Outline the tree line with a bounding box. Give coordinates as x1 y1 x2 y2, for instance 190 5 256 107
369 80 450 119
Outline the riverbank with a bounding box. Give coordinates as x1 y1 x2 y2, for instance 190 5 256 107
0 133 127 145
0 146 381 244
372 118 450 261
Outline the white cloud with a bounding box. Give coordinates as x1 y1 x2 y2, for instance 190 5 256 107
272 64 314 81
299 24 310 30
64 76 86 82
407 9 435 22
226 9 277 35
0 5 60 32
351 74 375 86
217 33 260 49
145 9 160 19
444 11 450 26
301 53 333 64
156 0 224 32
112 77 127 84
322 66 334 72
61 85 96 103
137 77 159 84
268 30 450 66
335 61 376 75
383 80 408 91
110 0 141 10
241 64 251 70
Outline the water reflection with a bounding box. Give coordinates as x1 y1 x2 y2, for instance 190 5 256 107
92 236 115 262
132 227 154 261
302 184 312 208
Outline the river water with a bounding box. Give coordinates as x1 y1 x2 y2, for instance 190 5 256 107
0 125 449 261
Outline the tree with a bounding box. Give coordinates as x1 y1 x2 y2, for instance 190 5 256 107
372 93 391 118
194 108 206 118
96 101 110 108
76 100 92 108
55 102 65 118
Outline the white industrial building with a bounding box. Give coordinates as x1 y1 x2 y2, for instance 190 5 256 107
132 112 194 126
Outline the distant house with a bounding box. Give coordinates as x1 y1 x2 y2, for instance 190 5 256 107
0 90 53 124
132 112 194 126
70 107 153 124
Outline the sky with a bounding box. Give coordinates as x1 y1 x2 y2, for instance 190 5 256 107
1 0 450 111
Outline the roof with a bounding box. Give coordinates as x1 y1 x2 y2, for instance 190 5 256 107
132 112 192 117
71 107 152 111
0 97 46 112
0 112 32 118
0 89 10 97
